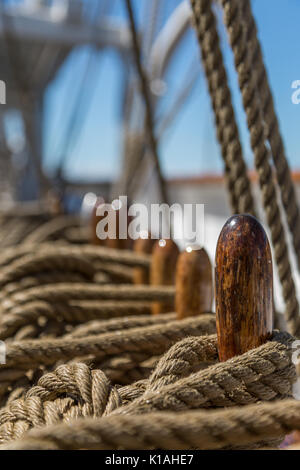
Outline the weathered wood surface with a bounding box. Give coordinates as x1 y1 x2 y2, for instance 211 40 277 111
215 214 273 361
133 237 156 285
176 247 213 319
150 239 179 314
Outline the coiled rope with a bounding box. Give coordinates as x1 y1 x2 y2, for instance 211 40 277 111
0 331 296 447
0 220 297 449
3 399 300 450
0 0 300 451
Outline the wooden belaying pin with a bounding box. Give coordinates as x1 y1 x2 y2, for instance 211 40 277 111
150 239 179 315
133 235 156 284
175 246 213 319
215 214 273 361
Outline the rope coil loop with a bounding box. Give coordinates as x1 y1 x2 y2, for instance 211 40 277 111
0 0 299 451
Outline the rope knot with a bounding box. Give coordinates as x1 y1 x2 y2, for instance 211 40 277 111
0 364 121 443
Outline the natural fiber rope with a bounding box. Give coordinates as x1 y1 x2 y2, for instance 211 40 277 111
0 363 121 443
0 217 46 248
240 0 300 271
0 272 91 300
0 330 294 445
93 354 159 386
23 216 80 244
190 0 300 335
49 244 151 268
218 0 300 337
112 332 295 415
0 252 96 286
95 262 134 283
146 335 218 392
125 0 169 206
0 243 151 269
1 284 175 314
190 0 256 215
62 227 89 245
42 300 152 322
0 305 170 341
0 300 157 340
66 313 177 338
3 399 300 450
0 4 298 450
1 315 216 370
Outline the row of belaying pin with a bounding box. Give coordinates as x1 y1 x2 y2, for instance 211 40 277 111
90 198 274 362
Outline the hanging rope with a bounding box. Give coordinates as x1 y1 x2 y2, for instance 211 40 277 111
240 0 300 271
190 0 256 216
216 0 300 337
124 0 169 205
0 2 300 452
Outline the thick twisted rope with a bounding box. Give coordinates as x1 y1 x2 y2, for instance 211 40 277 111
0 243 151 270
3 399 300 450
240 0 300 270
0 331 295 446
94 262 134 284
63 227 89 245
219 0 300 337
0 217 46 248
190 0 256 215
23 216 80 244
0 363 121 443
1 315 216 370
1 284 175 313
0 301 157 340
114 332 295 415
66 313 177 338
0 252 95 287
146 335 218 392
93 354 159 385
125 0 169 205
0 272 92 303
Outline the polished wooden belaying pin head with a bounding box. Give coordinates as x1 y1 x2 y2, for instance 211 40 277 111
175 247 213 319
133 236 156 284
150 239 179 314
215 214 273 361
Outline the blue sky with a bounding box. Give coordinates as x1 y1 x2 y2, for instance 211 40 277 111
43 0 300 181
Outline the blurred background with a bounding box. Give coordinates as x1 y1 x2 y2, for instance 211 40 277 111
0 0 299 310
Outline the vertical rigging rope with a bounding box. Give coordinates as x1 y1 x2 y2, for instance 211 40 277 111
124 0 169 206
190 0 256 215
240 0 300 271
219 0 300 337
